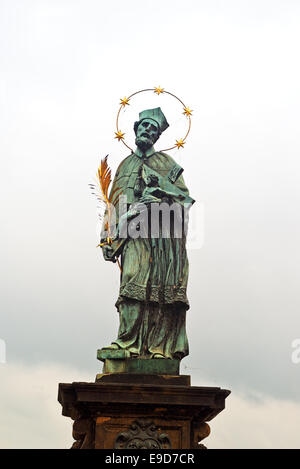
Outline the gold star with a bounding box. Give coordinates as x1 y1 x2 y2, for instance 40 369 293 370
175 139 185 149
154 86 164 95
115 130 125 141
183 106 192 117
120 97 130 107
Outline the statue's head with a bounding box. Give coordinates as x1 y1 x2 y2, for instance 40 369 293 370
134 107 169 152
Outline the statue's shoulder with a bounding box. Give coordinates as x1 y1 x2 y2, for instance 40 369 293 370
148 151 177 174
114 153 137 179
156 151 176 162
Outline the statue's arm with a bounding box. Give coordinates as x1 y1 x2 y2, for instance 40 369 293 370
100 167 122 263
174 173 189 195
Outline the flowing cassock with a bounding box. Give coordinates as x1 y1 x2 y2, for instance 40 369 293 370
107 151 191 359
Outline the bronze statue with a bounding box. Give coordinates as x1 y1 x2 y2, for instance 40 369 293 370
100 107 194 361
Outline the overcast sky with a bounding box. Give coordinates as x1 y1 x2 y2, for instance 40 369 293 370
1 0 300 448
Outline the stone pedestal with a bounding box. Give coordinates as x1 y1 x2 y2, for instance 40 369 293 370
58 369 230 449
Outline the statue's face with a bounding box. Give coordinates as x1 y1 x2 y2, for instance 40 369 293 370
135 119 160 151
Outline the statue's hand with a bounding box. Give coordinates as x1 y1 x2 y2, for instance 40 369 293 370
138 194 161 204
101 244 116 263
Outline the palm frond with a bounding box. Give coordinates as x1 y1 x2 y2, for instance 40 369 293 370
90 155 122 247
97 155 112 202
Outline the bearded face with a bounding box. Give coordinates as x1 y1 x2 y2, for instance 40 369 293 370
135 119 160 151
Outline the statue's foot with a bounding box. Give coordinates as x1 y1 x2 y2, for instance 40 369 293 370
152 353 165 359
101 343 120 351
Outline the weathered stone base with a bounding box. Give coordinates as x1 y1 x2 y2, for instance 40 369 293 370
103 358 180 375
58 373 230 449
97 349 180 375
95 372 190 386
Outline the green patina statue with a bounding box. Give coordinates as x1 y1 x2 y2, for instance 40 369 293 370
100 107 194 364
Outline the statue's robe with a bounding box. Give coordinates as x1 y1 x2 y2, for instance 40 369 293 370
107 150 190 359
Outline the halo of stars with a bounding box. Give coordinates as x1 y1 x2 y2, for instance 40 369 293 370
115 87 192 152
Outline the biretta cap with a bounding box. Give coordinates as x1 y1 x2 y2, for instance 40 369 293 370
138 107 169 133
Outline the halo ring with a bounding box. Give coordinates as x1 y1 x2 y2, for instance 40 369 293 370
115 87 192 152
